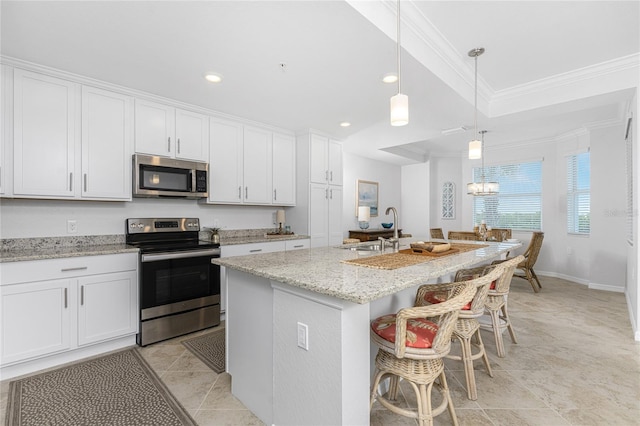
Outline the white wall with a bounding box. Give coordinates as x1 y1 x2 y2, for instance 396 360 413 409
342 152 401 235
400 162 430 240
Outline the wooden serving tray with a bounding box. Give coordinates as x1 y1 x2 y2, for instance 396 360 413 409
399 247 460 257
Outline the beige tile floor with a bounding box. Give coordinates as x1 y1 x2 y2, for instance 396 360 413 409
2 275 639 425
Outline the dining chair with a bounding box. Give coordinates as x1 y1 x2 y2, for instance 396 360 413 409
447 231 478 241
430 228 445 239
493 232 544 292
487 228 512 241
481 255 524 357
414 265 504 401
370 280 478 426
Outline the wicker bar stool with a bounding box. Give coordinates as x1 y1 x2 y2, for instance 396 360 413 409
369 280 479 426
430 228 445 239
482 255 524 357
415 265 504 400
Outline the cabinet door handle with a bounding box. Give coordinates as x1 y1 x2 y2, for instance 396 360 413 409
325 188 328 199
168 137 171 153
245 187 248 199
293 245 304 248
64 288 68 309
80 285 84 306
69 173 73 191
249 249 262 253
274 189 277 201
177 138 181 154
83 173 87 192
325 170 329 181
61 266 88 272
330 171 333 182
238 186 242 199
330 189 333 199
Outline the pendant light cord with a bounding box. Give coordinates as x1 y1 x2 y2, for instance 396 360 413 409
396 0 401 95
473 52 478 143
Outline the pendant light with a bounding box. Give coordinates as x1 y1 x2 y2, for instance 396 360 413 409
390 0 408 126
468 47 484 159
467 130 500 196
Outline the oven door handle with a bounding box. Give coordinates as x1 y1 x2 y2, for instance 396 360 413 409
141 249 220 262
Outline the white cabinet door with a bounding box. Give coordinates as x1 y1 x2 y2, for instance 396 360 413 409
134 99 175 157
328 185 343 246
0 279 72 365
13 69 77 197
328 139 343 186
81 86 132 200
77 271 138 347
272 132 295 205
243 126 272 204
309 183 329 248
175 109 208 161
309 133 328 184
285 239 310 251
209 118 243 203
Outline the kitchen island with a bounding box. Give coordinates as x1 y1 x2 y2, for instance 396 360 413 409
214 238 520 425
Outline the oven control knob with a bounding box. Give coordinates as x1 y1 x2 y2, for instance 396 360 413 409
129 223 136 228
137 223 144 229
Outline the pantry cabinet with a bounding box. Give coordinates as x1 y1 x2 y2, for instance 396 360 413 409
209 118 295 206
134 99 208 162
288 132 344 248
0 253 138 368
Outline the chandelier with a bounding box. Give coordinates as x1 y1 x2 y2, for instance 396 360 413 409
467 130 499 196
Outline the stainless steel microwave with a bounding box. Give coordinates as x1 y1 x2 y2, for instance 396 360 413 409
133 154 208 199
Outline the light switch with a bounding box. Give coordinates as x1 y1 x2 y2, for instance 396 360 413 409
297 322 309 350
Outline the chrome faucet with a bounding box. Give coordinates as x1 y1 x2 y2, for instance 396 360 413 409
385 207 399 239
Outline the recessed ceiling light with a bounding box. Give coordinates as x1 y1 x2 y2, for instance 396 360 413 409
340 122 351 127
382 73 398 84
204 73 223 83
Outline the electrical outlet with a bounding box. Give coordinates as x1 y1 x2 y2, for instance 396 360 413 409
297 322 309 350
67 220 77 234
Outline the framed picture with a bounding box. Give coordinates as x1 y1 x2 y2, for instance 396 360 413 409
356 180 378 217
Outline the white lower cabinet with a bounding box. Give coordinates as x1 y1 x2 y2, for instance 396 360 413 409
1 279 73 365
0 253 138 369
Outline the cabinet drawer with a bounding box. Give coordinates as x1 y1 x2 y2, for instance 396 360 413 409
285 239 310 251
221 241 285 257
1 253 138 286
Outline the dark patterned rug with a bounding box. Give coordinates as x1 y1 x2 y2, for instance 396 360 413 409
5 349 196 426
181 328 225 373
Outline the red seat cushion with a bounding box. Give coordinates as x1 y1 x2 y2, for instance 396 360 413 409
490 280 496 290
423 291 471 310
371 314 439 349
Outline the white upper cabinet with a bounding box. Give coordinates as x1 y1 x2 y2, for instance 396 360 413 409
11 69 133 201
272 132 296 205
81 86 132 200
309 133 342 186
209 118 294 206
175 108 209 161
13 69 77 198
209 118 243 204
243 126 272 204
134 99 208 162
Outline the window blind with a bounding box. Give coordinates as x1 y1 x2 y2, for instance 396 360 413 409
566 152 590 234
472 161 542 230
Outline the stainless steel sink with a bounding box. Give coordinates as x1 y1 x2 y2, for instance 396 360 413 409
341 242 382 251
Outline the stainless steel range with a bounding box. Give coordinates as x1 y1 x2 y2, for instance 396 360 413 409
126 218 221 346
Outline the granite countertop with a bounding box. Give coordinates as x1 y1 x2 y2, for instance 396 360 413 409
218 228 310 246
214 238 521 304
0 236 138 263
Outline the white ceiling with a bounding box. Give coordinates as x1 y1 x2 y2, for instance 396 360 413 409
2 1 638 165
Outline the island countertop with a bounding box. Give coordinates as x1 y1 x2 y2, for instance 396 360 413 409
214 238 520 304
